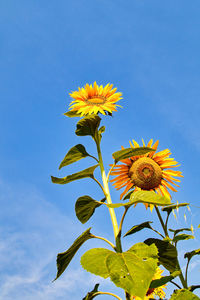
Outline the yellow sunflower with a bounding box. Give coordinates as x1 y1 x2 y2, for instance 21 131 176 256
110 139 182 203
68 82 122 116
133 267 166 299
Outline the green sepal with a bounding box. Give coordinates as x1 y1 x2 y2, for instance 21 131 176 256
184 248 200 260
169 289 200 299
64 111 82 117
81 248 114 278
75 115 101 138
149 270 180 289
173 233 194 243
162 203 189 213
51 164 99 184
82 284 100 300
112 147 154 163
54 228 94 280
75 196 103 224
124 221 153 237
59 144 92 169
107 191 171 208
144 238 179 272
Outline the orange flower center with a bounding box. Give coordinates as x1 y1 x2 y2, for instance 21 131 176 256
86 96 106 105
129 157 162 189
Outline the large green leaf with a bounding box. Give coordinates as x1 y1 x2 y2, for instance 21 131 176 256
169 289 200 300
173 234 194 243
82 284 100 300
75 196 103 224
81 248 114 279
112 147 154 163
124 221 153 237
144 238 179 272
54 228 94 280
184 248 200 260
149 270 180 289
75 115 101 138
51 164 99 184
106 244 158 298
59 144 91 169
81 243 158 298
107 191 171 208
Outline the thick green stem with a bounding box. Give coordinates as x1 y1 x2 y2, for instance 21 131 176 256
95 136 119 239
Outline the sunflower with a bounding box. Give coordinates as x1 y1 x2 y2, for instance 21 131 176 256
133 267 166 299
68 82 122 116
110 139 182 203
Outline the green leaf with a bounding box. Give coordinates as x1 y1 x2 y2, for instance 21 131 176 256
162 203 189 213
173 234 194 243
123 189 134 200
81 248 114 279
144 238 179 272
127 242 158 259
169 289 200 300
169 228 192 236
51 164 99 184
54 228 94 280
75 196 102 224
130 191 171 206
124 221 153 237
112 147 154 163
149 270 180 289
64 111 82 117
75 115 101 138
184 248 200 260
82 284 100 300
106 244 158 298
59 144 91 169
107 191 171 208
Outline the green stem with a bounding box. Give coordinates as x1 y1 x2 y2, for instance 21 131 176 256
94 291 122 300
155 206 169 237
93 177 106 195
95 135 119 239
91 234 116 250
185 258 191 287
155 206 188 289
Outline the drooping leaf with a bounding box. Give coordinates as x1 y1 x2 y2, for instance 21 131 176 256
169 228 192 236
124 221 153 237
75 115 101 138
82 284 100 300
54 228 94 280
75 196 103 224
81 248 114 279
51 164 99 184
64 111 82 117
162 203 189 213
106 243 158 298
59 144 91 169
107 191 171 208
184 248 200 260
173 234 194 243
144 238 179 272
169 289 200 300
149 270 180 289
112 147 154 163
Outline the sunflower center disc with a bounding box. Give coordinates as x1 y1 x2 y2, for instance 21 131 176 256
129 157 162 189
87 96 106 105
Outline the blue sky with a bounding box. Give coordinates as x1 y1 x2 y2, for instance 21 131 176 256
0 0 200 299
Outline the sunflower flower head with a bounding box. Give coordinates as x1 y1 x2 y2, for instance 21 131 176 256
68 82 122 116
110 139 183 206
133 267 166 299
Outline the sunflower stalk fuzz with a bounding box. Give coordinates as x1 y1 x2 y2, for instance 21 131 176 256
51 82 200 300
